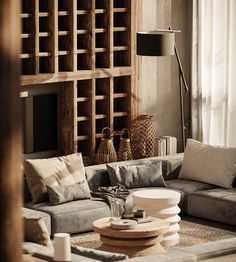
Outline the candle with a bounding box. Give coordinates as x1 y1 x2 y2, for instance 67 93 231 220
53 233 71 261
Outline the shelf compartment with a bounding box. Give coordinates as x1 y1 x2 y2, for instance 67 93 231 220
77 120 90 138
114 12 129 27
114 75 131 93
39 16 52 32
58 55 73 71
77 140 90 156
77 53 92 70
96 99 108 115
21 58 35 75
77 80 92 97
77 0 92 10
96 13 108 29
22 0 35 13
114 50 130 67
22 17 35 34
58 35 72 52
96 78 110 96
114 31 129 46
77 33 91 49
22 37 34 54
96 32 108 48
77 14 90 30
77 100 91 118
58 15 71 31
96 0 107 9
114 97 129 112
113 0 129 8
58 0 71 11
114 115 129 130
96 119 109 135
39 56 54 73
39 0 51 12
96 52 109 68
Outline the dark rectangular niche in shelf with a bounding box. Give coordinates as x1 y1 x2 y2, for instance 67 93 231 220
96 0 106 9
77 0 91 10
77 140 90 156
77 79 92 97
96 52 109 68
22 0 35 13
77 53 91 70
114 50 130 67
39 0 51 12
21 58 35 75
114 75 131 93
113 0 129 8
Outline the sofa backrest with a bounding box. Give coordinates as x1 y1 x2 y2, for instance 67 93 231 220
85 153 184 191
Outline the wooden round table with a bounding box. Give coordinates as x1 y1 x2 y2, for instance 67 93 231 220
93 217 169 258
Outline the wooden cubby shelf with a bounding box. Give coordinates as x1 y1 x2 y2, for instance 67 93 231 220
20 0 137 162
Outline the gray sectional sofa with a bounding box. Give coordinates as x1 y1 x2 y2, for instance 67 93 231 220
23 153 236 236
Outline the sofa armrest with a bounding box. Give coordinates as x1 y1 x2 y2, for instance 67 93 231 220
22 207 51 236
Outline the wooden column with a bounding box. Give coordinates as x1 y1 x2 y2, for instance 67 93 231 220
0 1 22 262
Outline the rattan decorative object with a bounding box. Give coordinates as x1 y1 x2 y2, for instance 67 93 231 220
96 127 117 164
118 129 133 161
130 115 157 159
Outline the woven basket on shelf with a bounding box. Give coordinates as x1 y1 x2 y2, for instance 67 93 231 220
117 128 133 161
130 115 157 159
96 127 117 164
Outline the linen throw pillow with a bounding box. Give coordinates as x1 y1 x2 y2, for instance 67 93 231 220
24 217 52 247
106 162 166 189
179 139 236 188
24 153 89 203
47 182 91 205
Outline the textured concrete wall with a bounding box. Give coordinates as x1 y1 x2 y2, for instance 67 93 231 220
140 0 191 151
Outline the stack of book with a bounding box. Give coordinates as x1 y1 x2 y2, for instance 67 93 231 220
155 136 177 156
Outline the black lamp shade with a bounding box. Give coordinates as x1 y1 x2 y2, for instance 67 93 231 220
137 32 175 56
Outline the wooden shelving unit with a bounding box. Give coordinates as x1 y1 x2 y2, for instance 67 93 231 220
20 0 139 161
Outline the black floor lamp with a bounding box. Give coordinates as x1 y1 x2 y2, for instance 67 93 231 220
137 28 189 148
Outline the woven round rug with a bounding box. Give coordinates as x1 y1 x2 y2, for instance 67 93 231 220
70 217 236 250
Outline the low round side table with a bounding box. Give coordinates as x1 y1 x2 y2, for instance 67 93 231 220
132 189 181 247
93 217 169 257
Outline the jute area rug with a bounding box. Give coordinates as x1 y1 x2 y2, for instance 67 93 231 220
71 216 236 250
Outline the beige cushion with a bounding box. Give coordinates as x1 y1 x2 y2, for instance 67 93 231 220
25 153 89 203
24 217 52 247
179 139 236 188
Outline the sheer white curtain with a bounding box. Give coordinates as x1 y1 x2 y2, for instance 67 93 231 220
192 0 236 146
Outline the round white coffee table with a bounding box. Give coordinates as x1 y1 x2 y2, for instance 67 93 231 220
132 189 181 247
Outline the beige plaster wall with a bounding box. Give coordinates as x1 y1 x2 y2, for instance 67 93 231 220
139 0 191 151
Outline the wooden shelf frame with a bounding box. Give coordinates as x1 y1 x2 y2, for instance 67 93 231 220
20 0 140 160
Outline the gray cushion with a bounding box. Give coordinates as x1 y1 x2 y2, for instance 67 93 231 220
25 199 111 235
22 207 51 236
107 162 166 188
47 183 91 205
71 245 128 262
179 139 236 188
187 188 236 226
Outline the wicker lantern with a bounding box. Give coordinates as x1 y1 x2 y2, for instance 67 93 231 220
96 127 117 164
118 128 133 161
130 115 156 159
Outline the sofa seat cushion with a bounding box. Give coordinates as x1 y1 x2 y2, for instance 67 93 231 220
166 179 216 194
188 188 236 225
25 199 111 235
125 187 185 214
22 207 51 236
165 179 216 213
